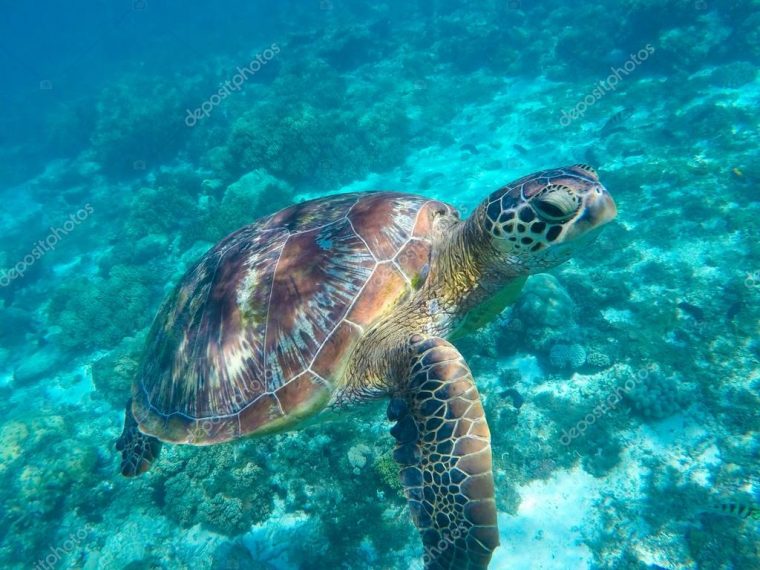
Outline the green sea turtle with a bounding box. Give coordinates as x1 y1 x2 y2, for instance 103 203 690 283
117 164 616 569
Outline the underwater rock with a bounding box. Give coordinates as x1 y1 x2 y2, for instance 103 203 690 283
586 351 612 368
0 307 37 349
209 169 294 237
0 421 29 472
347 444 372 472
321 29 390 72
502 388 524 410
581 435 622 478
211 540 256 570
498 368 522 387
497 274 577 355
132 234 170 265
549 343 587 370
224 99 408 190
241 513 310 568
0 412 105 567
624 367 686 421
46 264 157 352
123 183 202 243
13 348 64 386
658 12 732 71
514 274 576 330
91 338 141 408
551 6 617 78
709 61 757 89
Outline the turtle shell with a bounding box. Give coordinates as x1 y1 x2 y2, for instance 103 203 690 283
132 192 450 444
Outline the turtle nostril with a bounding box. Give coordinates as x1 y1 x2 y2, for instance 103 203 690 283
585 189 617 225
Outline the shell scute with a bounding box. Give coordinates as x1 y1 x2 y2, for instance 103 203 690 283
349 193 421 259
238 393 285 435
346 262 409 327
396 239 432 282
275 372 331 419
265 219 375 386
311 321 359 379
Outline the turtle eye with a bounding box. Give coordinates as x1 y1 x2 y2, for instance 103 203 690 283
532 184 580 222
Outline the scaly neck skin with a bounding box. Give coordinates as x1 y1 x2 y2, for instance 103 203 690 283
422 205 519 337
335 207 522 405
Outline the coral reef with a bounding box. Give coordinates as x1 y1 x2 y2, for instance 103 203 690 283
624 367 687 421
549 343 587 370
347 444 372 473
194 169 295 244
91 335 143 408
89 73 201 177
0 412 106 567
159 446 274 535
224 101 409 190
373 452 405 497
1 1 758 568
586 351 612 369
46 264 161 352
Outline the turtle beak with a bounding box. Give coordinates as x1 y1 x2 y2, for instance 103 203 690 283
588 187 617 226
565 185 617 241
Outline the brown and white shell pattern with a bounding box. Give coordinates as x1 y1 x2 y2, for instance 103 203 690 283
132 192 451 444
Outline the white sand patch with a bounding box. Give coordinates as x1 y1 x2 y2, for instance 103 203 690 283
623 413 721 488
45 363 95 406
601 307 634 325
242 510 312 570
493 467 599 569
503 353 543 385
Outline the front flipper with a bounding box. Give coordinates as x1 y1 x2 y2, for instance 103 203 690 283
389 336 499 570
116 398 162 477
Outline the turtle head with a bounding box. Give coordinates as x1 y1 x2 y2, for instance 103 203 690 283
477 164 617 274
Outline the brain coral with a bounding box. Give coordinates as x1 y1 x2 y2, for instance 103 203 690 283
550 343 587 369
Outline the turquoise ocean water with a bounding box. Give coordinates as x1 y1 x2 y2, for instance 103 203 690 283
1 1 758 568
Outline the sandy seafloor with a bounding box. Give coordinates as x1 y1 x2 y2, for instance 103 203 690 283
0 1 758 569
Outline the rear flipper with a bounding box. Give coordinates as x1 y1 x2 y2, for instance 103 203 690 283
390 336 499 570
116 398 162 477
